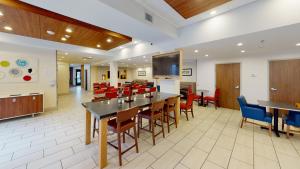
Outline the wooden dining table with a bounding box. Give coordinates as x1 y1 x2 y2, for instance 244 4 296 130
82 92 180 169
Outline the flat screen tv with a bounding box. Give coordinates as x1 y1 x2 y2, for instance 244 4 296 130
152 51 180 78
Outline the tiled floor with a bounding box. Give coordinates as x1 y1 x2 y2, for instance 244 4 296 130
1 87 300 169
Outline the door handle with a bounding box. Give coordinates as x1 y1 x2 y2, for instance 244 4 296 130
271 88 277 91
235 85 240 89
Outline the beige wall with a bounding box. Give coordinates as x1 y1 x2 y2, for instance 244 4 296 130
0 43 57 110
57 61 70 95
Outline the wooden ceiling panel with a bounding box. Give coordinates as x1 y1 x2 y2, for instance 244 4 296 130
0 1 131 50
165 0 231 19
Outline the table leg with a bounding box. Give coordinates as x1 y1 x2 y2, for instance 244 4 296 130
201 92 204 106
99 118 108 169
175 97 180 125
85 110 91 144
273 108 280 137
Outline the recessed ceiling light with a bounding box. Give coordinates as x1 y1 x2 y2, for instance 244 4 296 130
83 58 87 61
296 43 300 46
65 28 72 33
143 56 146 58
61 56 65 59
46 30 55 35
61 37 67 41
210 10 217 15
65 52 69 55
106 38 112 43
119 46 124 49
134 41 138 44
205 54 209 57
128 59 131 61
97 44 101 48
0 11 3 16
194 50 199 53
4 26 12 31
241 50 246 53
87 56 93 59
64 35 71 38
237 42 243 47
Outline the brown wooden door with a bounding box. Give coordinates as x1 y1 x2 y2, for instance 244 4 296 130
216 63 240 109
269 59 300 105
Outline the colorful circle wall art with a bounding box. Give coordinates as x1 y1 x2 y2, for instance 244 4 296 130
16 58 29 68
23 75 32 81
0 71 5 80
0 60 10 67
9 68 22 78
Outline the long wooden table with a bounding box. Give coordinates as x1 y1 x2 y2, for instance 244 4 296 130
82 92 180 169
258 100 300 137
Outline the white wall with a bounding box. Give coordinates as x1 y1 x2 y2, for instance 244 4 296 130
182 61 197 82
132 67 153 81
197 52 300 104
0 43 57 110
57 61 70 95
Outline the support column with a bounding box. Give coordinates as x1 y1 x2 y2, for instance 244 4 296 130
109 61 118 87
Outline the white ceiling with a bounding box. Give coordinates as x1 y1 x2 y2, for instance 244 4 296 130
56 51 105 64
134 0 258 28
183 23 300 60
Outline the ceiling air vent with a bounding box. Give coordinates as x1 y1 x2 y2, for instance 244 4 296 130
145 13 153 23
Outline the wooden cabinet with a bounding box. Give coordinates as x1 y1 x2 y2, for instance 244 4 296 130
0 94 43 120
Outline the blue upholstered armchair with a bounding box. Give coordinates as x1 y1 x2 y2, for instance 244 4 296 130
237 96 272 136
285 110 300 138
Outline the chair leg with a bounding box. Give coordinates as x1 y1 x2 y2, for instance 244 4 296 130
117 132 122 166
191 107 194 118
149 119 151 131
93 118 96 138
185 109 189 121
174 111 178 128
123 132 126 143
286 125 290 138
268 123 272 137
133 126 139 153
214 102 217 110
167 113 170 133
240 117 244 128
161 115 165 138
151 119 155 145
282 118 284 130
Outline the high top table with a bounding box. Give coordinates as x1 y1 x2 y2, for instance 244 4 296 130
82 92 180 169
258 100 300 137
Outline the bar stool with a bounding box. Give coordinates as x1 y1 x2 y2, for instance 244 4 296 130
164 97 178 133
138 100 165 145
107 107 139 166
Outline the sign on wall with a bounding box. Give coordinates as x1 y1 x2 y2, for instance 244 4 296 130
0 55 38 82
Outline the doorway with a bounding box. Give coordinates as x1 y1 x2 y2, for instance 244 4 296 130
216 63 240 109
269 59 300 104
75 69 81 86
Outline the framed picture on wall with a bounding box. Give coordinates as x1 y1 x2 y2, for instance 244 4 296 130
138 71 146 76
182 68 192 76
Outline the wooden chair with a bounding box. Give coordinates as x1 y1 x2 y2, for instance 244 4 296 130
180 93 194 121
164 97 178 133
107 107 139 166
204 88 220 109
138 100 165 145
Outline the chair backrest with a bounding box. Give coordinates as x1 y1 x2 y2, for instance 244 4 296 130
186 93 194 107
123 90 131 96
215 88 220 99
105 92 118 99
151 100 165 115
137 88 145 94
166 97 177 112
188 85 193 94
117 107 139 124
237 96 247 108
150 87 157 93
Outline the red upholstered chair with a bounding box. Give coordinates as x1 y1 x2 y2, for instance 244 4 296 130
137 88 146 94
105 92 118 99
146 87 157 98
180 93 194 121
204 89 220 109
94 88 106 94
108 88 118 93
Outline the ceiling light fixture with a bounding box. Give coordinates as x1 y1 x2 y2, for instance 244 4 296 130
194 50 199 53
237 42 243 47
61 56 65 59
65 52 69 55
143 56 146 58
4 26 12 31
241 50 246 53
61 37 67 41
46 30 55 35
64 35 71 38
97 44 101 48
134 41 138 44
296 43 300 46
210 10 217 15
0 11 3 16
65 28 72 33
87 56 93 59
205 54 209 57
119 46 124 49
128 59 131 61
106 38 112 43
